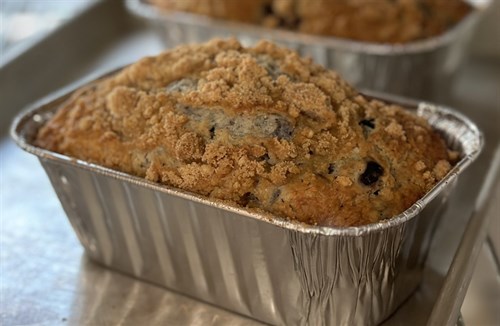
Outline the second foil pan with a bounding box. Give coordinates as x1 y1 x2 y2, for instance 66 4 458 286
126 0 490 101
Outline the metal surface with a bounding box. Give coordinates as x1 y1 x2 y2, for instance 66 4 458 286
0 0 95 65
0 0 145 134
428 144 500 326
0 136 259 326
126 0 490 101
1 2 499 325
10 80 482 325
461 234 500 325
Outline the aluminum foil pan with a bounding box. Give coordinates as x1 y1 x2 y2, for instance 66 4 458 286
126 0 491 101
11 75 482 325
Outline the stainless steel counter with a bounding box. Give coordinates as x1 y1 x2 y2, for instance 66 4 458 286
1 1 499 325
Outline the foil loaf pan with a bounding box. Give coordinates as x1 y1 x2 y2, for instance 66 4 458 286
11 76 482 325
126 0 491 101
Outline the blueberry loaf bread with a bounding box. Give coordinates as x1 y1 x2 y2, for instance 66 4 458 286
35 39 455 226
150 0 471 43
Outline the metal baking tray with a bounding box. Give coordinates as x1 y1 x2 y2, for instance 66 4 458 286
126 0 491 101
11 70 482 325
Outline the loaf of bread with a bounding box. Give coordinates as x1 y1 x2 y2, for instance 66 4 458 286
149 0 471 43
35 39 455 226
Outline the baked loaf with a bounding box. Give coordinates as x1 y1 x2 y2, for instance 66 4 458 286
150 0 471 43
36 39 455 226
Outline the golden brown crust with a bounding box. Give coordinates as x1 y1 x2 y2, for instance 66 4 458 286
36 39 454 226
294 0 471 43
149 0 269 23
150 0 471 44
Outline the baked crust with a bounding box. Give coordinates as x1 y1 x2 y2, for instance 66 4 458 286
36 39 454 226
149 0 268 23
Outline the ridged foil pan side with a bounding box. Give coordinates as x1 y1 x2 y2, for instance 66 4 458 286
126 0 490 101
11 84 482 325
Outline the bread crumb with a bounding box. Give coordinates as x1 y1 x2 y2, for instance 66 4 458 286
414 160 426 172
433 160 451 180
175 132 205 161
336 176 352 187
385 120 406 140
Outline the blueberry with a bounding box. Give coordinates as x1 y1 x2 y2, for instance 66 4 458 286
209 126 215 139
418 2 432 17
360 161 384 186
256 55 282 80
272 117 294 139
276 17 287 28
328 164 335 174
260 153 270 162
270 188 281 204
290 17 302 29
359 119 376 137
240 192 258 206
359 119 375 129
262 3 274 15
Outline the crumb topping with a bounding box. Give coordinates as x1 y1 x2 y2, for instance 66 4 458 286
151 0 471 44
36 39 455 226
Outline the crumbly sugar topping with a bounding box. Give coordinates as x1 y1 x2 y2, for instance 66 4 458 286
36 39 454 226
151 0 471 43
